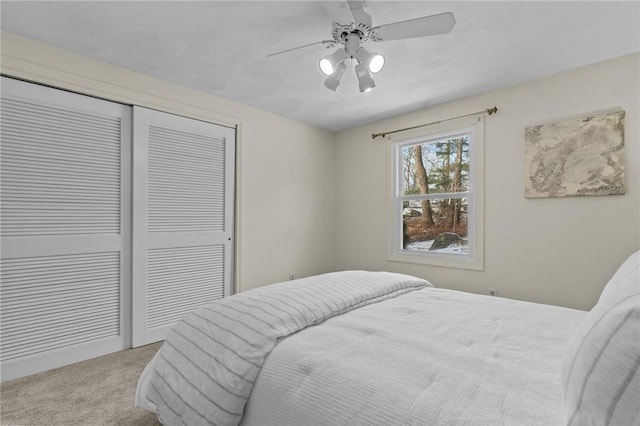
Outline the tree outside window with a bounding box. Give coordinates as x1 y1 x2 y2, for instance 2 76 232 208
401 136 469 253
389 118 484 270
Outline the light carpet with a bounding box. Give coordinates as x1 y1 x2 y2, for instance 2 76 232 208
1 343 162 425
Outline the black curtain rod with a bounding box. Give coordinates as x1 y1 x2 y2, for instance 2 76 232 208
371 106 498 139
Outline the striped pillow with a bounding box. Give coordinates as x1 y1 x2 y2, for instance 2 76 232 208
561 250 640 426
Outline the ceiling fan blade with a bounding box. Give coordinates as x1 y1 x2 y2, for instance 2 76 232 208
323 1 369 27
322 1 354 25
347 1 367 17
348 0 373 31
267 40 335 58
372 12 455 42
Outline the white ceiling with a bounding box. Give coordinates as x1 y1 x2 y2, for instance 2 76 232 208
2 1 639 132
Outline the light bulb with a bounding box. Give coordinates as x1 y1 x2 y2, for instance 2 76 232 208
319 58 334 76
368 54 385 73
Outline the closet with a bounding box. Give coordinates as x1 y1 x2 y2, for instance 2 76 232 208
0 77 235 380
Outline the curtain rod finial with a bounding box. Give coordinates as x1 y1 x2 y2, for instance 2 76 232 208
487 106 497 115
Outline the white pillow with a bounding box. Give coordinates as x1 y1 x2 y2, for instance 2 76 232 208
561 250 640 426
599 250 640 301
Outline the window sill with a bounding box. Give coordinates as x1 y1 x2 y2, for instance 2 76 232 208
387 250 484 271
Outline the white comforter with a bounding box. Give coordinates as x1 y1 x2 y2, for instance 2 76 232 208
240 287 587 426
135 271 431 425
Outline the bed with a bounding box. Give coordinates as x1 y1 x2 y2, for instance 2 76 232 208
136 250 640 426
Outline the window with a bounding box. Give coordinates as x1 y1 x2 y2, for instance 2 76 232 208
388 117 484 270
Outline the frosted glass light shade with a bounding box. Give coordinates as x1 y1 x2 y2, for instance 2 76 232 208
319 48 347 76
319 58 334 76
324 63 347 91
355 47 385 74
355 62 376 93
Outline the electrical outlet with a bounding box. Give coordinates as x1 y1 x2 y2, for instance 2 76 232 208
488 288 498 296
289 273 296 281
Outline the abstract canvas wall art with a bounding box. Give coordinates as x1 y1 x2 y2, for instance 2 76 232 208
524 110 625 198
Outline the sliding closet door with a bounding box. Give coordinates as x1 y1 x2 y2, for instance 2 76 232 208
132 107 235 347
0 77 131 380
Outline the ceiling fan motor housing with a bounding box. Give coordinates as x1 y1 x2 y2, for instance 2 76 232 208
331 10 373 43
344 33 361 56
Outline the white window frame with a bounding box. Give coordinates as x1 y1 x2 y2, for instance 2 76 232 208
387 116 485 270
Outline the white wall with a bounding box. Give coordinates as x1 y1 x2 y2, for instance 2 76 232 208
0 32 337 293
3 32 638 311
238 116 336 290
334 53 640 311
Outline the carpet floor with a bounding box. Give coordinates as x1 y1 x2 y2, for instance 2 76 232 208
1 342 163 425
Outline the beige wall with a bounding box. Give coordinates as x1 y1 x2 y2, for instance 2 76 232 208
334 53 640 311
0 32 337 293
3 32 638 311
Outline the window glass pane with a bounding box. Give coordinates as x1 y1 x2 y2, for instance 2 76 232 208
402 197 468 253
401 136 470 196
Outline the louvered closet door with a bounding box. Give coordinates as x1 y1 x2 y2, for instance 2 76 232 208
132 107 235 347
0 77 131 381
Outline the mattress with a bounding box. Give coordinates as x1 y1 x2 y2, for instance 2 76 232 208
240 287 587 426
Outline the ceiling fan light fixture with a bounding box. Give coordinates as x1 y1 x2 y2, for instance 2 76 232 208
319 48 347 76
355 62 376 93
269 4 456 94
355 47 385 74
324 62 347 91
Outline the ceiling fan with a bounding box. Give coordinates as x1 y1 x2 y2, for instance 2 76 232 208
268 1 456 93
